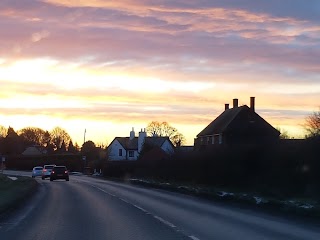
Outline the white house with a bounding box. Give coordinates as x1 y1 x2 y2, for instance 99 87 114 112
108 128 175 161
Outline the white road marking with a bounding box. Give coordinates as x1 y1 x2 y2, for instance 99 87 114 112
90 184 116 197
153 215 177 228
132 204 148 213
7 176 18 181
119 198 130 204
189 235 201 240
90 182 201 240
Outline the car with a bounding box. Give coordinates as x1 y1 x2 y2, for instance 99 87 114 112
42 164 56 180
50 166 69 181
32 166 43 178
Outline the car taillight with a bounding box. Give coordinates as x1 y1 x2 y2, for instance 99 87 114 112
65 171 68 174
52 171 55 174
43 169 47 172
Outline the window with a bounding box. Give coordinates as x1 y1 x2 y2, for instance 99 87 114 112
118 149 122 156
129 150 134 157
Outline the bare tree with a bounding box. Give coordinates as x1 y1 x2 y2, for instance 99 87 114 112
275 127 290 139
146 121 162 136
50 127 71 150
0 125 7 138
171 132 186 147
18 127 47 146
305 110 320 138
146 121 185 146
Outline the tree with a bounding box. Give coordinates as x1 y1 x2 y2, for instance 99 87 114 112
18 127 47 146
146 121 185 146
81 141 99 167
50 127 71 150
3 127 23 154
276 127 290 139
68 140 79 153
0 125 7 138
59 140 67 152
305 110 320 138
171 132 186 147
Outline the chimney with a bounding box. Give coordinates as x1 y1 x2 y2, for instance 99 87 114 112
138 129 147 154
233 98 238 108
250 97 255 112
225 104 229 110
130 127 135 140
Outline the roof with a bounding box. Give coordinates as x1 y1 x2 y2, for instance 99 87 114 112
112 136 170 150
115 137 138 150
197 105 280 137
22 146 47 156
139 147 170 162
198 106 243 136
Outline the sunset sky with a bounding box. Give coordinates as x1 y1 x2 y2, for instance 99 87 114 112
0 0 319 146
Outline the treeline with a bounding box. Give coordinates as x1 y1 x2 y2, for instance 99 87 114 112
0 126 106 172
0 125 78 155
104 138 320 198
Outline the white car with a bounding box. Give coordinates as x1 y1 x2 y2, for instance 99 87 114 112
32 166 43 178
42 165 56 179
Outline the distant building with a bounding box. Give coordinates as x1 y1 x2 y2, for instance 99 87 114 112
108 128 175 161
194 97 280 150
22 145 47 156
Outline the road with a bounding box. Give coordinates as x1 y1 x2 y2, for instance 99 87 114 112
1 170 320 240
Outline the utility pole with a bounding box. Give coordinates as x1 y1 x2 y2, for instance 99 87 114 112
83 129 87 171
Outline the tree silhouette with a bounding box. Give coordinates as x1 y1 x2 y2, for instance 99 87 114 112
68 140 79 153
0 125 7 138
305 109 320 138
146 121 185 146
3 127 23 154
81 141 98 166
18 127 47 146
81 141 96 155
50 127 71 150
276 127 290 139
59 140 67 152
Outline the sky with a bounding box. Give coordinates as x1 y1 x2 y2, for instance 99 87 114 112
0 0 319 146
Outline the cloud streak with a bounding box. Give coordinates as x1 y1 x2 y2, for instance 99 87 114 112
0 0 319 143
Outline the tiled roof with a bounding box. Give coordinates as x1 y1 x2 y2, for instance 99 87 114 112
114 136 169 150
197 105 280 137
115 137 138 150
197 106 244 136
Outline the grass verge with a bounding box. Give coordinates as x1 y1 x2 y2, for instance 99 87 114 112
125 178 320 220
0 174 38 215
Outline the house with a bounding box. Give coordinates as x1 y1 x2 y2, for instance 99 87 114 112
22 145 47 156
108 128 175 161
194 97 280 150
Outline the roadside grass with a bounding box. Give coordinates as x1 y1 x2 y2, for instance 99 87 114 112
0 174 38 215
120 177 320 219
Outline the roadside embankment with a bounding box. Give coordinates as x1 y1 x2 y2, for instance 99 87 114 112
0 174 38 215
127 178 320 220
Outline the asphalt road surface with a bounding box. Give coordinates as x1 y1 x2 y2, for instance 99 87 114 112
1 171 320 240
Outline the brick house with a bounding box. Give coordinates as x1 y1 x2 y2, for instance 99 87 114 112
194 97 280 150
